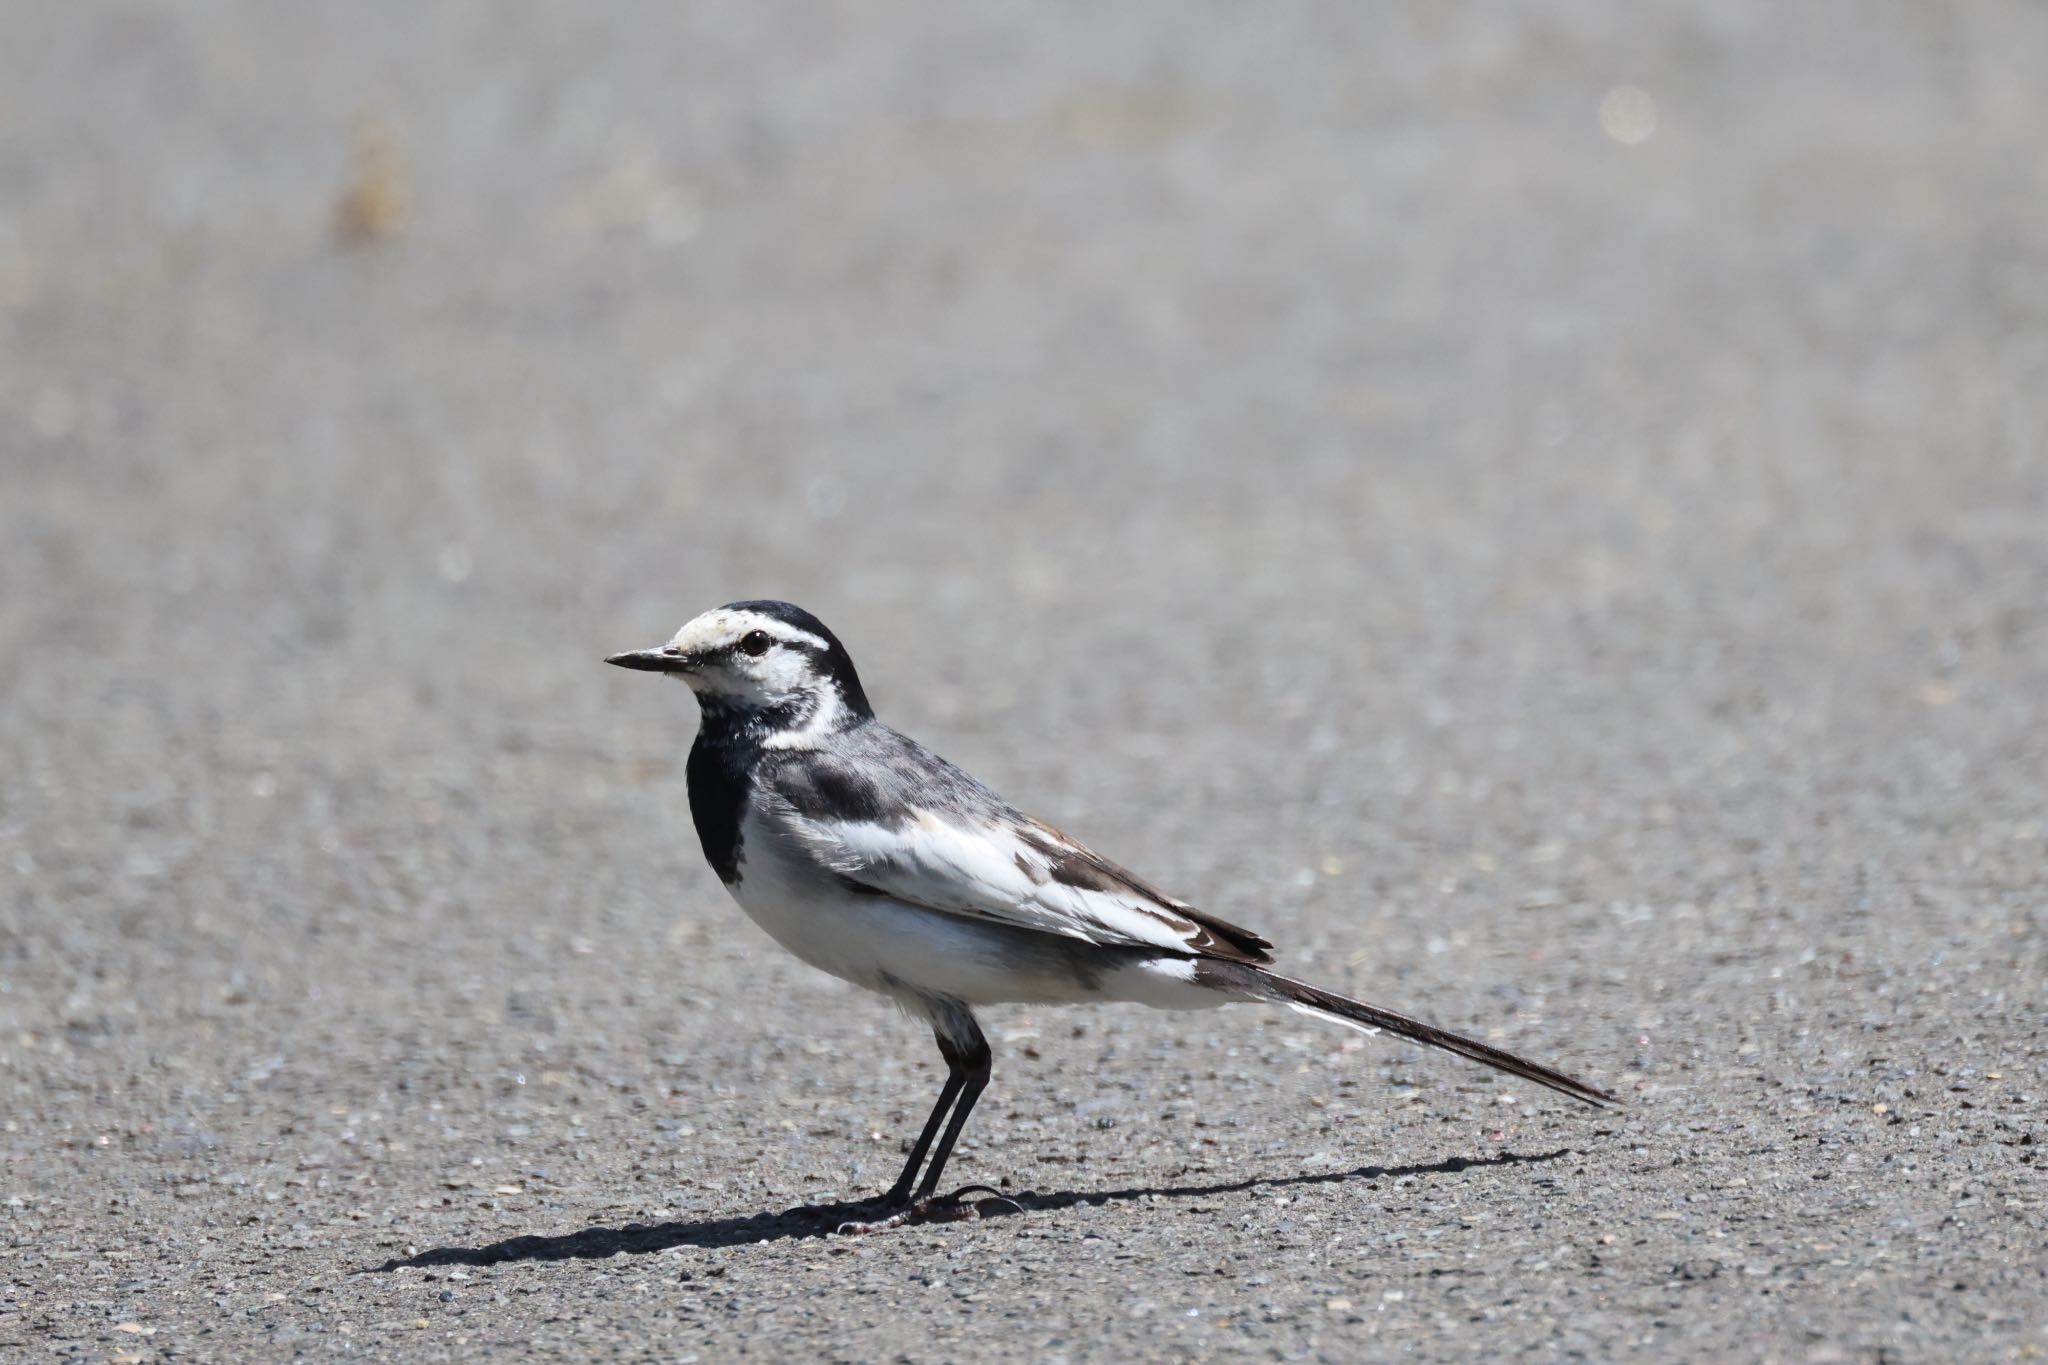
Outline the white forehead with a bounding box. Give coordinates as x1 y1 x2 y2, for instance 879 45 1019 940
669 608 828 653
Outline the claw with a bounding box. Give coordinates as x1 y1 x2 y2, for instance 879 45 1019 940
942 1183 1005 1201
944 1184 1026 1215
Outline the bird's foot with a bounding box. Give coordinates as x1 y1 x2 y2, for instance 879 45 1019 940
832 1203 951 1235
832 1185 1024 1235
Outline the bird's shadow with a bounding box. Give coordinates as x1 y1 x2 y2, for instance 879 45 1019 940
367 1147 1574 1272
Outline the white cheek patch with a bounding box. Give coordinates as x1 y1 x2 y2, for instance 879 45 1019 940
753 651 815 693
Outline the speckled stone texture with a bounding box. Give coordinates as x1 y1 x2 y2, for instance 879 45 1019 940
3 2 2044 1360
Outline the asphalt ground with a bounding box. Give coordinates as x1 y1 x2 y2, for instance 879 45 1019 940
3 2 2046 1360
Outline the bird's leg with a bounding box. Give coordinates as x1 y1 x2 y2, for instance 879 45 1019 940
837 1009 994 1234
880 1054 967 1207
912 1014 992 1203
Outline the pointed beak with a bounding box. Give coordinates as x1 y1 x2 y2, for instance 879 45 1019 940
605 644 697 673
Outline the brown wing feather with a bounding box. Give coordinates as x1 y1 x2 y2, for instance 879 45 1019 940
1015 821 1276 966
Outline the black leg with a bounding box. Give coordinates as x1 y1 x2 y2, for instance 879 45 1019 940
882 1062 966 1206
912 1013 992 1202
831 1009 999 1233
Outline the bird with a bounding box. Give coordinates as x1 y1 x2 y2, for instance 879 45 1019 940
607 600 1614 1228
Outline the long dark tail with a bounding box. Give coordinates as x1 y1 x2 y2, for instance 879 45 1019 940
1258 971 1618 1108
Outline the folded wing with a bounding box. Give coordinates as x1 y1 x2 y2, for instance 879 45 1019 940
776 799 1274 966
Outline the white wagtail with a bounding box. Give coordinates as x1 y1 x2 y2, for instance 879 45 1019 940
609 601 1614 1224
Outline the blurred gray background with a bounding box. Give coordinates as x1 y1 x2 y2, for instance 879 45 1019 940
4 2 2045 1359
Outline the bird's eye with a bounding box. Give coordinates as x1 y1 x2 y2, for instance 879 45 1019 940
739 630 773 657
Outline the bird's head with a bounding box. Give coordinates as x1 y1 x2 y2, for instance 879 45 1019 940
607 600 873 736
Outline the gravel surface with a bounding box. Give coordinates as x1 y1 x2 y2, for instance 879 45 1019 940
5 3 2046 1360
